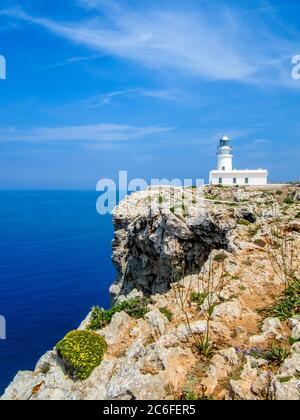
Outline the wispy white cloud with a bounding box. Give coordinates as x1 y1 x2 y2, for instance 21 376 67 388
37 53 104 71
76 0 121 13
0 123 173 142
82 88 180 108
2 2 300 87
83 89 135 108
2 3 298 85
137 89 180 101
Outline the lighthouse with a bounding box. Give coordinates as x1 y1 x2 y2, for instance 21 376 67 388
209 135 268 186
217 135 233 171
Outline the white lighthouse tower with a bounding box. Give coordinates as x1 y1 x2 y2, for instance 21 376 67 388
209 134 268 186
217 135 233 171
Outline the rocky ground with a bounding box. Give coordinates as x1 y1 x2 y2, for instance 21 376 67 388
2 185 300 400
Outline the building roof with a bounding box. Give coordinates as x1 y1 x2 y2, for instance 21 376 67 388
210 169 268 174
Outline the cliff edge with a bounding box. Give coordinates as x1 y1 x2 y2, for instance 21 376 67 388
2 185 300 400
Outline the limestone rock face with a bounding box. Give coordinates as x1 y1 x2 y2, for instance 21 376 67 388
249 317 284 345
110 188 236 302
269 343 300 400
144 309 169 336
288 316 300 340
2 185 300 401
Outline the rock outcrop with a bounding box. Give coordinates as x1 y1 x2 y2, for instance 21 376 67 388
110 187 237 302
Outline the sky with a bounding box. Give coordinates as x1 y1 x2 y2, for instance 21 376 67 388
0 0 300 189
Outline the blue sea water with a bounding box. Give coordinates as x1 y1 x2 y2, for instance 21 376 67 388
0 191 115 394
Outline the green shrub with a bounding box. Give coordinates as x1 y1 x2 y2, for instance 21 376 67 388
181 390 214 400
278 376 293 383
288 336 300 346
238 218 251 226
259 278 300 320
159 306 173 322
89 297 151 330
269 296 299 320
213 201 237 207
56 330 107 380
253 239 266 248
265 342 289 366
89 306 110 330
284 197 294 205
213 253 227 262
251 342 289 366
158 195 164 204
204 193 218 200
169 204 188 217
248 226 259 238
195 339 214 358
295 212 300 219
190 292 207 307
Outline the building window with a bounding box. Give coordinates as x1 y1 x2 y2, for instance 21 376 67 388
245 177 249 184
219 178 222 185
233 177 237 184
222 166 225 171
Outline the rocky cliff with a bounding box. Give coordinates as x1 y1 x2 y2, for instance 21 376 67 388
110 187 236 302
2 185 300 400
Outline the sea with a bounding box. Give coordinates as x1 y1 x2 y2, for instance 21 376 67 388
0 191 115 394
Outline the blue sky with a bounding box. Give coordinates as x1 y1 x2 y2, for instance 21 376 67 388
0 0 299 189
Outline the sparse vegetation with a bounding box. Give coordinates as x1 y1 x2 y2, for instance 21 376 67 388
89 297 151 330
265 342 290 366
284 197 294 205
213 253 227 263
195 255 226 358
159 306 173 322
248 225 260 238
180 389 214 400
266 221 296 290
204 193 218 200
194 338 215 358
172 251 226 359
238 218 251 226
253 239 266 248
213 200 238 207
288 336 300 346
260 278 300 320
278 375 293 383
190 291 207 308
169 204 188 217
251 342 289 366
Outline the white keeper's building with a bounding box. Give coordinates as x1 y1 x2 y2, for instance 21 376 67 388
209 135 268 186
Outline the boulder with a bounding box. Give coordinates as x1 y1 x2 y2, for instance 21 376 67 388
144 309 169 336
